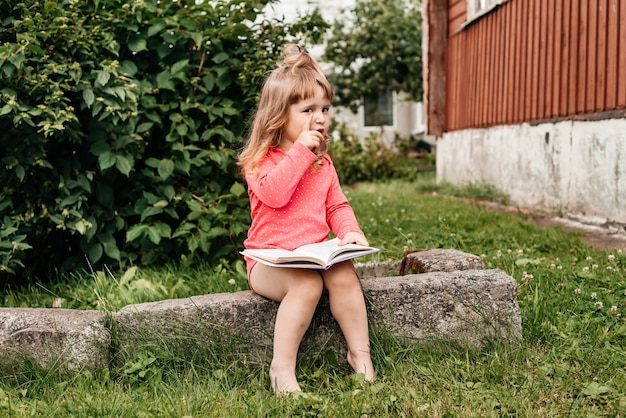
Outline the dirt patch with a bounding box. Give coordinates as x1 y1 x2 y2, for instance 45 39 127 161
473 200 626 252
532 215 626 252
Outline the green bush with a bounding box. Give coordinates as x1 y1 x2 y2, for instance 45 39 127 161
0 0 327 279
329 124 421 185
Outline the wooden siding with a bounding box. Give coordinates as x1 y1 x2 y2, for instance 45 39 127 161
445 0 626 131
448 0 467 34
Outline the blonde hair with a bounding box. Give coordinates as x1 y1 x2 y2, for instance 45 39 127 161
238 44 334 176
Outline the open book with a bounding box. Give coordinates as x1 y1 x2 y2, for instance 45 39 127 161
241 238 380 270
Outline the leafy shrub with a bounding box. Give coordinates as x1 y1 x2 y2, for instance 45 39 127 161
0 0 327 279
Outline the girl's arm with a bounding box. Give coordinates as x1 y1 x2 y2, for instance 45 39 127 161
325 162 365 240
246 142 317 208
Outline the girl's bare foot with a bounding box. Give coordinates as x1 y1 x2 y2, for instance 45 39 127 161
347 349 375 382
269 366 302 395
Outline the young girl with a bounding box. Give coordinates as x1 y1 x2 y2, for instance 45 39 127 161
238 44 376 394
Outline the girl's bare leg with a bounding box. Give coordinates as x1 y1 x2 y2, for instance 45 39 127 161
249 264 323 394
322 261 375 381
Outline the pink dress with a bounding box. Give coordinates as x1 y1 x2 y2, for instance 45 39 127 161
243 142 364 282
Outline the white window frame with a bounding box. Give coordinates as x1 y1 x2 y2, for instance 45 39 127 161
363 91 395 128
466 0 508 23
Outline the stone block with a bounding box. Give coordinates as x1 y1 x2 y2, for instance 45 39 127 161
0 308 110 371
363 269 521 345
354 260 402 278
113 268 521 367
1 250 520 373
113 292 276 366
355 248 484 278
399 248 485 274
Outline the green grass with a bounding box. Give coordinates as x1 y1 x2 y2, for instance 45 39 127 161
2 176 626 417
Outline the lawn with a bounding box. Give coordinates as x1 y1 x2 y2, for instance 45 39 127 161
1 176 625 417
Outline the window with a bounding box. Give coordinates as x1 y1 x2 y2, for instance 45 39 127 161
466 0 508 22
364 91 393 127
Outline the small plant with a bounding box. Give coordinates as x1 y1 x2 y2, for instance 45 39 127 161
0 215 32 274
121 352 162 385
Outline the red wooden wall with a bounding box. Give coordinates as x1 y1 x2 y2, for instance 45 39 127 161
444 0 626 132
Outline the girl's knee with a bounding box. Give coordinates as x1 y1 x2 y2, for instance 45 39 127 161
322 267 360 292
327 278 360 296
292 273 324 299
305 274 325 295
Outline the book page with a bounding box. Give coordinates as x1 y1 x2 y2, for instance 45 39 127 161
241 247 310 264
241 238 380 269
295 238 375 264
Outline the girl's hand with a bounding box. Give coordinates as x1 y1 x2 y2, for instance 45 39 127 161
339 231 369 247
296 114 324 151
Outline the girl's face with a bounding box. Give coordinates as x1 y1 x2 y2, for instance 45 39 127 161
280 85 331 150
